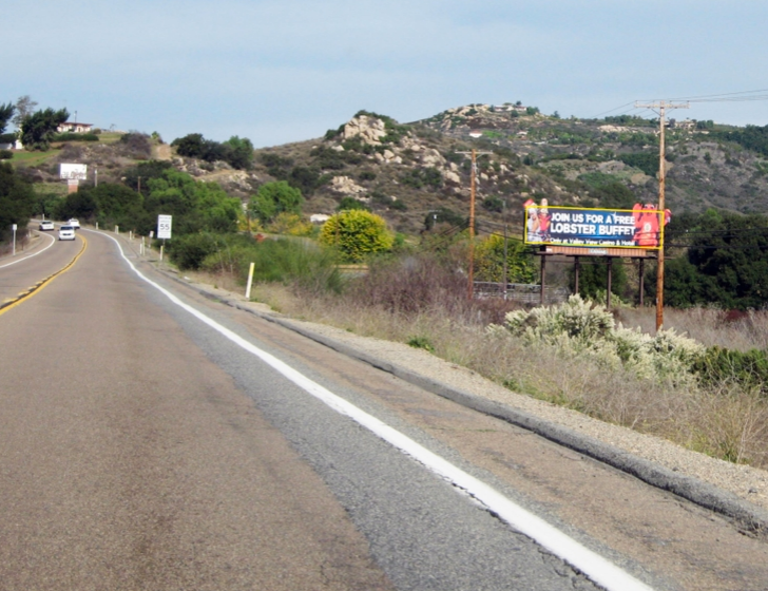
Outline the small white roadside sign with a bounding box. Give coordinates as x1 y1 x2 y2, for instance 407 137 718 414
157 214 172 240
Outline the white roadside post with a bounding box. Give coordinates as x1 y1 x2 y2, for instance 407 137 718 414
11 224 17 256
245 262 255 300
157 214 172 262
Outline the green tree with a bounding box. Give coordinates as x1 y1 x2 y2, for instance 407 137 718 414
172 133 254 170
34 192 61 219
319 209 394 262
665 212 768 310
172 133 205 158
144 169 241 234
222 136 254 170
0 162 35 241
248 181 304 226
12 95 37 129
0 103 14 134
79 183 143 222
571 257 628 301
56 190 98 222
474 234 535 284
123 160 174 197
20 107 69 150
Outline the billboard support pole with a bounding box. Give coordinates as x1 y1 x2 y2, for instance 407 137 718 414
606 258 613 308
573 256 580 296
638 258 645 306
540 254 547 305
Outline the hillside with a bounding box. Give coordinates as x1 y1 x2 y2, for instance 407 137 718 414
12 104 768 237
243 105 768 236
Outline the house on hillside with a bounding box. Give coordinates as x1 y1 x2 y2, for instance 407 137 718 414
57 121 94 133
668 118 695 131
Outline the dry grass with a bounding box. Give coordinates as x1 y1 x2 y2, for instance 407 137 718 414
617 306 768 351
192 263 768 469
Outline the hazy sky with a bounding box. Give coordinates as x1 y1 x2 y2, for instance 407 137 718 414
6 1 768 148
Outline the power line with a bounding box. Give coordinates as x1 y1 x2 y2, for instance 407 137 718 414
597 88 768 122
591 102 638 118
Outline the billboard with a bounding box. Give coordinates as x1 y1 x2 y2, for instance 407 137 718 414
59 163 88 180
524 202 666 250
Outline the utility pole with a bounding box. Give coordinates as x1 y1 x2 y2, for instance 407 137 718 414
457 148 493 299
634 100 689 332
502 197 508 299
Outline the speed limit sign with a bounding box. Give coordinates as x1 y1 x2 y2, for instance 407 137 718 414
157 214 172 239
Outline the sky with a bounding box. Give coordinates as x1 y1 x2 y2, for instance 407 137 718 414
5 1 768 148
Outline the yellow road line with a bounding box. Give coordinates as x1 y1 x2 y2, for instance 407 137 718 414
0 235 88 316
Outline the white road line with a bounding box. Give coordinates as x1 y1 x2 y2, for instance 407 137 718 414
103 230 656 591
0 232 55 268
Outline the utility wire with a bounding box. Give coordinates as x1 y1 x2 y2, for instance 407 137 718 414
597 88 768 121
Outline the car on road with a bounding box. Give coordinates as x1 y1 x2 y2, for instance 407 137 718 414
39 220 55 231
67 218 80 229
58 225 76 241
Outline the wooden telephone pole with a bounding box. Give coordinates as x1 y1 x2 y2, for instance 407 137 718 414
634 101 689 331
458 148 493 299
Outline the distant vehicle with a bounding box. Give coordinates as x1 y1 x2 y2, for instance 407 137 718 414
39 220 54 231
67 218 80 229
58 225 76 241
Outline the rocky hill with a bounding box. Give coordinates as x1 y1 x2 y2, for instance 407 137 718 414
15 104 768 237
245 104 768 235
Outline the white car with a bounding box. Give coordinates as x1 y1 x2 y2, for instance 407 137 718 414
39 220 55 231
67 218 80 229
58 225 76 241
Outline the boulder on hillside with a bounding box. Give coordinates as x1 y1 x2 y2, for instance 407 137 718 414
342 115 387 146
330 175 366 195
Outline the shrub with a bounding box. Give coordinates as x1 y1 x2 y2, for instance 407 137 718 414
491 295 705 384
693 347 768 395
117 133 152 159
200 237 343 294
53 132 99 142
400 167 443 190
319 209 394 263
168 233 225 270
337 197 370 212
266 212 314 236
249 181 304 225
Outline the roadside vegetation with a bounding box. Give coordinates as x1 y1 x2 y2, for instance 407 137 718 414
176 235 768 470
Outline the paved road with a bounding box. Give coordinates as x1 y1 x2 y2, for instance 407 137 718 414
2 229 768 590
0 228 74 303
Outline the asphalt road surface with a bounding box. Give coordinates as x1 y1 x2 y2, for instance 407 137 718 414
2 229 768 591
